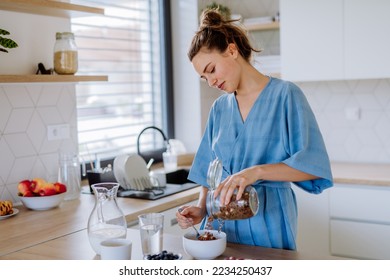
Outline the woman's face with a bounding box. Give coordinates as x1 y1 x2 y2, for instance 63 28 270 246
191 44 240 93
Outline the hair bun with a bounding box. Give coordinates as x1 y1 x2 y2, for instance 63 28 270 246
200 9 224 29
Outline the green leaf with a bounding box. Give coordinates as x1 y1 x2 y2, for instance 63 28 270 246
0 29 11 36
0 37 18 49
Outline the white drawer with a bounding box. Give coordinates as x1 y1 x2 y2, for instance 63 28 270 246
330 219 390 259
330 184 390 223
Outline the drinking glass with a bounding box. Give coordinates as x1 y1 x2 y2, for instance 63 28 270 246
138 213 164 256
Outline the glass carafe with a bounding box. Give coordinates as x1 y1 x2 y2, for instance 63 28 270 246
87 183 127 255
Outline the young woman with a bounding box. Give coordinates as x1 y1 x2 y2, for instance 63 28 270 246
176 9 333 250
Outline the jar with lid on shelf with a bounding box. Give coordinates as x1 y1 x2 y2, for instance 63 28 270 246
53 32 78 75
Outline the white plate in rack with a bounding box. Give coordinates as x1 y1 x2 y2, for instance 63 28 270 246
0 208 19 220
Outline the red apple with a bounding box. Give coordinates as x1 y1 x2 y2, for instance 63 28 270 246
39 182 57 196
54 182 67 194
31 178 46 194
17 180 34 197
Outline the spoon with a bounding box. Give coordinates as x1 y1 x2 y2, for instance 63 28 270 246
178 207 200 238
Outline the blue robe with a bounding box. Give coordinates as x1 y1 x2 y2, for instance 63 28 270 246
188 77 333 250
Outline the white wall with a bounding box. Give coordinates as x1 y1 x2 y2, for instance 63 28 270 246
172 0 390 163
171 0 203 153
0 11 78 204
0 11 69 74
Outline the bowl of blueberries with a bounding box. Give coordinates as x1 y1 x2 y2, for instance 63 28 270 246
144 250 182 260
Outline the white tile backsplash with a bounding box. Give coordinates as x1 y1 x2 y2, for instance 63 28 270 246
0 83 78 204
298 78 390 164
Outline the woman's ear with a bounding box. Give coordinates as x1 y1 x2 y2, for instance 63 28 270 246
227 43 238 58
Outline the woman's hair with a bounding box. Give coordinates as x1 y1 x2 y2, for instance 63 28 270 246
188 9 261 62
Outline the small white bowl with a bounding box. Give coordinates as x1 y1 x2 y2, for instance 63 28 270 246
183 229 226 260
19 192 66 211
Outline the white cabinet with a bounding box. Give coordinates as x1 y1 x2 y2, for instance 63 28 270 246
329 184 390 259
344 0 390 79
280 0 343 81
293 186 343 259
296 183 390 259
280 0 390 81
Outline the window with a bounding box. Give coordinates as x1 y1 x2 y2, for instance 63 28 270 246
71 0 172 164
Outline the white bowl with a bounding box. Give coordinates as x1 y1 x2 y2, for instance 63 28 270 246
183 229 227 260
19 192 66 211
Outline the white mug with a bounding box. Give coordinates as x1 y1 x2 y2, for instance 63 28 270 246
100 238 132 260
149 169 166 187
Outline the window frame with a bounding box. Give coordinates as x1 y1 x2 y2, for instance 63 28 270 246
72 0 174 177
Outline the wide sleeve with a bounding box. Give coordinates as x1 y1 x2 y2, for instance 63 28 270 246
281 82 333 194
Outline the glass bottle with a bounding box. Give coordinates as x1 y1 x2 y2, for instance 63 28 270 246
53 32 78 75
58 152 81 201
87 183 127 255
205 158 259 220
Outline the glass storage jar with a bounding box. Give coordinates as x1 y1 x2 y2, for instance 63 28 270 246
58 152 81 201
206 186 259 220
53 32 78 74
205 158 259 220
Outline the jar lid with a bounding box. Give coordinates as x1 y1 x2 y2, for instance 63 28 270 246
207 158 222 190
56 32 75 39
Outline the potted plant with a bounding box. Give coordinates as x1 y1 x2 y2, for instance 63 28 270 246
0 28 18 53
204 2 231 20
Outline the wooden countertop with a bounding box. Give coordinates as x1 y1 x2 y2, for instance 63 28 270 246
1 160 388 260
0 184 307 260
0 186 201 257
0 228 305 260
331 162 390 186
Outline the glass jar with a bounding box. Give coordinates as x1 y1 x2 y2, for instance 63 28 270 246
205 158 259 220
53 32 78 75
58 152 81 201
207 158 222 190
206 186 259 220
87 183 127 255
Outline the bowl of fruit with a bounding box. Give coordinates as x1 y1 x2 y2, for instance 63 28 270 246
183 229 226 260
17 178 67 211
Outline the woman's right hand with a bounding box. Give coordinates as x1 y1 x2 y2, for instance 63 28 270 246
176 205 205 229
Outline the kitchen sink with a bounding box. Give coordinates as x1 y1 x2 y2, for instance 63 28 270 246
116 168 198 200
165 168 191 184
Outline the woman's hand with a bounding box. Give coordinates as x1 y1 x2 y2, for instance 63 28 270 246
213 162 319 205
214 166 260 206
175 205 205 229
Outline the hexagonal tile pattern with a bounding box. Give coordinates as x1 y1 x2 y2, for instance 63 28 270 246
0 87 11 132
0 83 78 203
300 78 390 163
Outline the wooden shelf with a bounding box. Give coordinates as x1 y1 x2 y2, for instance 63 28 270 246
0 75 108 83
244 21 280 31
0 0 104 18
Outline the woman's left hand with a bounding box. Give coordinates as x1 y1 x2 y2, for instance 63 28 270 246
214 166 259 206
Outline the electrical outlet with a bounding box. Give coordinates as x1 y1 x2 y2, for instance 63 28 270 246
47 124 70 141
344 107 361 121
